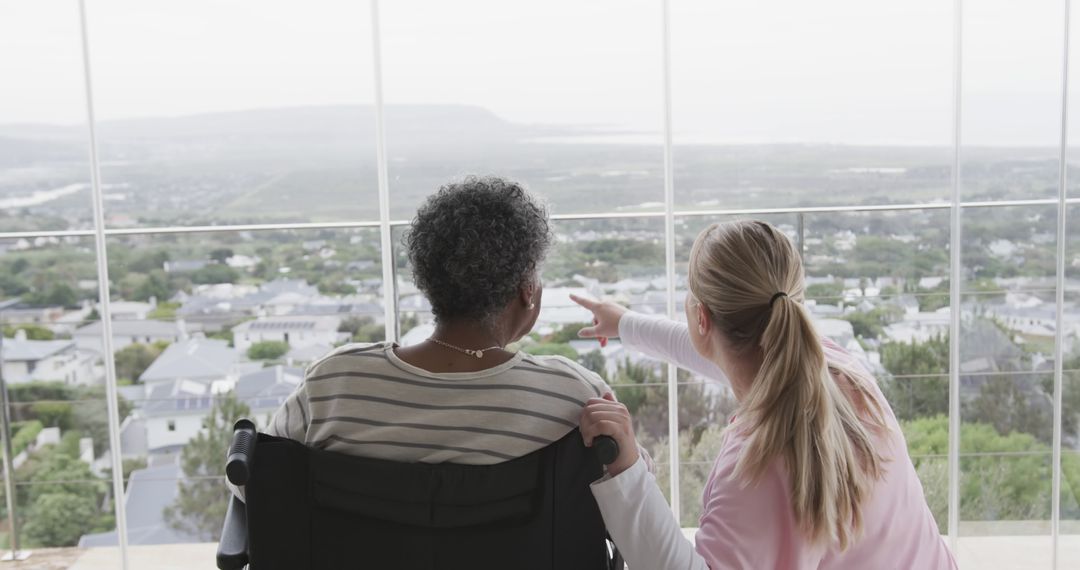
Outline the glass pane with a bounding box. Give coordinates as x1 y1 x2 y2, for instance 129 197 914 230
0 236 117 549
673 214 792 524
1062 210 1080 562
961 0 1065 201
804 209 953 533
677 370 737 527
674 210 952 532
380 0 664 218
86 0 379 226
0 1 95 232
104 228 383 550
397 216 668 337
671 0 953 210
960 205 1056 564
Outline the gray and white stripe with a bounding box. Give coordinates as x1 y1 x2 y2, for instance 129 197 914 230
266 342 609 464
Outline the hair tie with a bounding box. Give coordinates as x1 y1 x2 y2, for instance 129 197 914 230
769 292 788 307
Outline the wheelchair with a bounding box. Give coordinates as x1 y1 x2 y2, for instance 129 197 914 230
216 419 624 569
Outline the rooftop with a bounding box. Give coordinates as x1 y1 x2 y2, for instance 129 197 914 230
138 338 238 384
232 315 340 333
78 462 201 548
1 337 74 362
74 319 199 338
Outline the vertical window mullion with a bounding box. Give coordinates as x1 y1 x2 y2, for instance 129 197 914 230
1051 2 1072 568
661 0 680 520
77 1 130 567
947 0 964 551
370 0 398 343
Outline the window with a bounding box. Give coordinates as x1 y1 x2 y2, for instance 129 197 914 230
0 1 1075 567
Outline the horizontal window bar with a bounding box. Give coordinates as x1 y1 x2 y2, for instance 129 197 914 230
4 198 1078 241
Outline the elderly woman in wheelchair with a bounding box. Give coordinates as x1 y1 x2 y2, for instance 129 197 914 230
219 176 629 570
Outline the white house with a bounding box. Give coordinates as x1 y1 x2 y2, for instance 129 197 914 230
102 300 155 321
73 319 199 354
142 379 216 452
234 365 304 416
1 332 98 385
231 315 345 352
139 366 303 453
137 338 245 397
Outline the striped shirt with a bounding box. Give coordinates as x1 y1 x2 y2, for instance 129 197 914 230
265 342 611 464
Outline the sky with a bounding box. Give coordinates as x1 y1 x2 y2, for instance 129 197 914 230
0 0 1073 146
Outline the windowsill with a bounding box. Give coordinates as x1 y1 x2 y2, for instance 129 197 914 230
36 533 1079 569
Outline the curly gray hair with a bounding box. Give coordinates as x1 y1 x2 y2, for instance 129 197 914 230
404 176 552 326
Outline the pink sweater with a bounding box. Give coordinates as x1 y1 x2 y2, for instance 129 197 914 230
590 312 957 569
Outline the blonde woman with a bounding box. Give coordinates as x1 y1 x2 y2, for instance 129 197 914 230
572 220 956 569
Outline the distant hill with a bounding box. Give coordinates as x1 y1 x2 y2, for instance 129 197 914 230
0 105 556 148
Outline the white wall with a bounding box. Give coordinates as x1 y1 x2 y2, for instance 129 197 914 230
233 329 342 353
146 414 205 451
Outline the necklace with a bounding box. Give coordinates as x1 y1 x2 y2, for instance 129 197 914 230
428 337 504 359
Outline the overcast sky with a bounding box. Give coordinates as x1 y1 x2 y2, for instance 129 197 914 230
0 0 1073 145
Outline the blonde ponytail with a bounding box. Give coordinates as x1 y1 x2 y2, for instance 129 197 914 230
688 220 886 549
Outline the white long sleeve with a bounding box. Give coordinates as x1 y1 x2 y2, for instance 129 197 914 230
591 457 710 570
618 312 729 385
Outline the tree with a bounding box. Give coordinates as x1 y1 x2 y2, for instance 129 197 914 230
23 492 102 547
522 343 578 360
114 342 168 383
191 264 239 285
654 424 728 526
547 322 590 344
806 281 844 300
29 402 73 430
164 393 252 541
132 270 174 303
70 386 134 456
339 316 385 343
247 340 289 360
903 415 1053 530
17 451 110 547
578 350 607 380
967 373 1051 444
842 307 900 340
148 301 181 320
209 248 234 264
24 283 78 308
880 335 949 420
0 272 30 297
2 324 55 340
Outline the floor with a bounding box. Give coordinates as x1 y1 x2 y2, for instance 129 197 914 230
0 536 1075 569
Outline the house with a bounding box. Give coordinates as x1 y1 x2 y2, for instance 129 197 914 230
137 338 244 396
52 304 94 336
73 319 199 354
235 365 304 416
136 366 300 454
231 315 345 352
104 300 156 321
163 259 208 273
882 308 950 344
285 344 333 366
400 323 436 347
142 379 216 452
78 459 202 547
1 332 97 385
1 304 66 326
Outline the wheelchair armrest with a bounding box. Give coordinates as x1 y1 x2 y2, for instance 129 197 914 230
226 418 257 485
216 495 249 570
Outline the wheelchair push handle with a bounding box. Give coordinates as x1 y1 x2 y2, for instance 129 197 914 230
593 435 619 466
226 419 257 486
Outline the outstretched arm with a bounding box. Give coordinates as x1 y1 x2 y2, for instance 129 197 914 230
571 294 728 384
